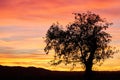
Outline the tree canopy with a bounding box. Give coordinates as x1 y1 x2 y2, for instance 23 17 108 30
44 11 116 72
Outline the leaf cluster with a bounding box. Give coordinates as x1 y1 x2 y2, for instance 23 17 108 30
44 12 116 67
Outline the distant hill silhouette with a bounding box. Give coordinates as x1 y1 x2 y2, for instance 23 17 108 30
0 65 120 80
0 65 80 80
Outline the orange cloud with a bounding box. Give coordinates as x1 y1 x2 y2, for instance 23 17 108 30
107 27 120 45
0 0 119 25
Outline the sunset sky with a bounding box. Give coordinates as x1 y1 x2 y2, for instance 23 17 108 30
0 0 120 71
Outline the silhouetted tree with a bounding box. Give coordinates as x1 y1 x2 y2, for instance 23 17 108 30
44 11 117 79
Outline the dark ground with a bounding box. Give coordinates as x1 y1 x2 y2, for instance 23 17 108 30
0 65 120 80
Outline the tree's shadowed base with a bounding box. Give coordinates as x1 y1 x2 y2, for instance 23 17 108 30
0 65 120 80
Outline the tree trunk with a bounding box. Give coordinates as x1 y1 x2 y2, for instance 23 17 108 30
85 63 92 73
84 49 95 80
84 62 93 80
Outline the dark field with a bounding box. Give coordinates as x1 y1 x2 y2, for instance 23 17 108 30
0 65 120 80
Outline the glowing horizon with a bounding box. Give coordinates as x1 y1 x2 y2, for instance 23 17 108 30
0 0 120 71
